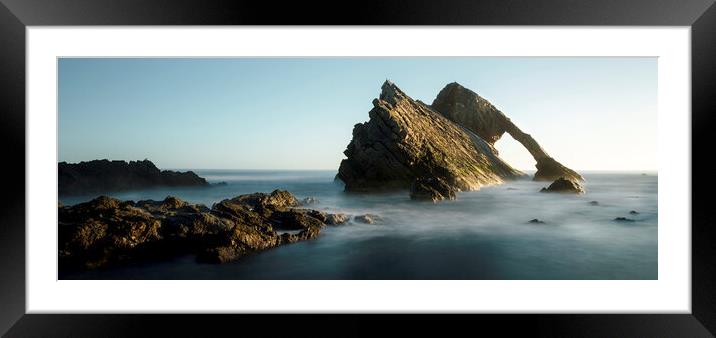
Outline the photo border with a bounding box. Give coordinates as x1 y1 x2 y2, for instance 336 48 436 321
1 0 715 336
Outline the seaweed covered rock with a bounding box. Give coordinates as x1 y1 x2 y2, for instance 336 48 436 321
59 190 347 271
229 190 299 210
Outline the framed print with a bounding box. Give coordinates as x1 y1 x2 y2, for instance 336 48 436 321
1 0 715 336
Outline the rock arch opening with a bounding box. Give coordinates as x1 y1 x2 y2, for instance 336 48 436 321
493 133 534 172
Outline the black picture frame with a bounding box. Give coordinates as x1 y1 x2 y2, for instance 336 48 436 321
1 0 715 336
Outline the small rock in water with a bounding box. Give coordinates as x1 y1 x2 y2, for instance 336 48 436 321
325 213 349 225
629 210 639 215
507 187 518 191
528 219 545 224
306 210 349 225
540 177 585 194
614 217 636 222
354 214 383 224
300 197 320 205
588 201 599 206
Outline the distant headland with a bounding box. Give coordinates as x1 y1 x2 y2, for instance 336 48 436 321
58 159 209 196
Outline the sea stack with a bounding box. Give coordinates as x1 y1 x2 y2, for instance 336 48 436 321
431 82 582 182
336 80 524 201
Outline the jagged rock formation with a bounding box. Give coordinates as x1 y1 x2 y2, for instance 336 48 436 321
336 81 524 201
540 177 585 194
432 82 583 182
58 159 209 196
58 190 348 271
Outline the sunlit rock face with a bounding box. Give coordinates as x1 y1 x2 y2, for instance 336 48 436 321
432 82 582 182
336 81 524 201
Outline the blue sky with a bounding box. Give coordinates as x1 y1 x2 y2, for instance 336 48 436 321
58 58 657 171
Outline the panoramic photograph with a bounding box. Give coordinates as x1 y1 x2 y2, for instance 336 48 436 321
57 57 657 280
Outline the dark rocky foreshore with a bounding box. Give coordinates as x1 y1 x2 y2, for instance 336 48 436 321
59 159 209 196
58 190 348 272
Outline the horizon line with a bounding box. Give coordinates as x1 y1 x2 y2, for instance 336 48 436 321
56 161 658 173
165 167 659 172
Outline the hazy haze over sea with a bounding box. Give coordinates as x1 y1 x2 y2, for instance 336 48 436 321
60 170 657 280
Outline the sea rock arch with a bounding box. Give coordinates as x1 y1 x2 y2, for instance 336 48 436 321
431 82 583 182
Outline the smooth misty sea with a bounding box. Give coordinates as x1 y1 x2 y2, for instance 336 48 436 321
59 170 658 280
